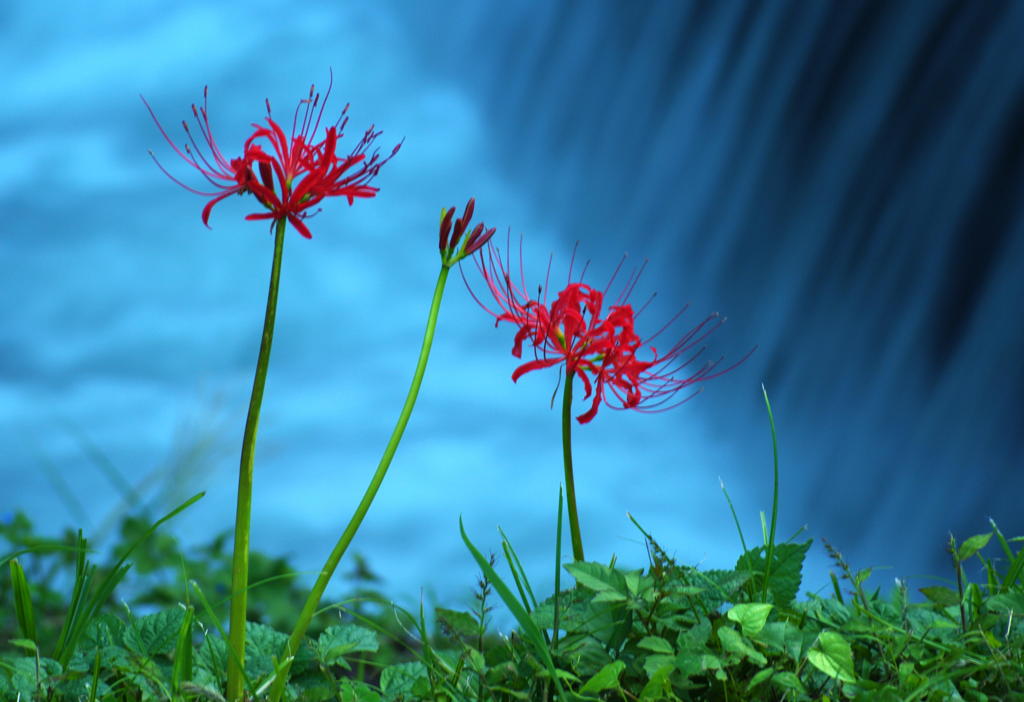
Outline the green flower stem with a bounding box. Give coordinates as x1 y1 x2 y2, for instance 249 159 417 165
269 265 451 702
562 370 585 562
226 218 287 702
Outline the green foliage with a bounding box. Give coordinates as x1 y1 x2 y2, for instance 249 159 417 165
4 426 1024 701
3 506 1023 700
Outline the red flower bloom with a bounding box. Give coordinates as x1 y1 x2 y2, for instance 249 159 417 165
467 238 753 423
142 75 400 238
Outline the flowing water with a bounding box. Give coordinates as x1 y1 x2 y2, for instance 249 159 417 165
2 1 1022 614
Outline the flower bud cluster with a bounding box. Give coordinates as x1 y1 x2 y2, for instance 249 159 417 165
438 198 496 267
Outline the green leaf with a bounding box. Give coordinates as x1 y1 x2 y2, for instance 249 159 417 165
675 651 723 678
676 617 712 652
852 567 872 587
338 679 383 702
770 670 806 694
579 660 625 693
122 607 184 656
639 663 674 701
727 603 774 636
4 656 62 699
747 667 775 690
988 592 1024 615
591 590 629 603
564 561 631 599
194 635 228 689
751 621 804 661
736 540 811 606
717 626 767 665
919 586 960 607
623 570 641 597
9 638 37 653
435 607 478 640
245 621 289 682
379 661 428 697
314 624 379 667
957 532 992 561
637 636 674 654
806 630 856 684
642 653 676 680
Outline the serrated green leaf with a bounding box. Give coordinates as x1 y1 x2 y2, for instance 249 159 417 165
919 586 960 607
637 635 674 654
958 532 992 561
807 630 856 683
677 617 712 651
4 656 62 699
736 540 811 606
81 613 123 650
718 626 768 665
338 679 382 702
727 603 774 636
194 635 228 683
564 561 628 596
988 592 1024 614
244 621 289 682
435 607 478 639
852 567 872 587
579 660 625 693
123 607 184 656
314 624 379 667
379 661 428 696
676 651 723 678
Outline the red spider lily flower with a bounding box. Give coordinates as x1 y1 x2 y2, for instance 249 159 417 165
466 237 754 423
439 198 496 267
142 74 400 238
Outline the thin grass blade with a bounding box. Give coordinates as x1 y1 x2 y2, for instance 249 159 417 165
172 605 195 694
459 517 567 699
9 558 37 642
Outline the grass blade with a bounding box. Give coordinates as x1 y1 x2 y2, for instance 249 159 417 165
53 492 204 667
761 384 780 602
498 526 538 611
9 558 37 642
172 605 195 695
459 517 568 700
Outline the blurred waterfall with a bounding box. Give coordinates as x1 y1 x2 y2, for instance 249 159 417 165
400 0 1024 579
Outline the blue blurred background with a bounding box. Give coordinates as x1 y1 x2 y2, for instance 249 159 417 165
3 1 1022 615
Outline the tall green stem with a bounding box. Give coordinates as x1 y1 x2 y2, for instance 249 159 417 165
227 218 287 702
562 370 585 562
269 265 451 702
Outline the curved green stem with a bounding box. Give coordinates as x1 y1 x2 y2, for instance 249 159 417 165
562 371 585 562
269 265 451 702
226 218 287 702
